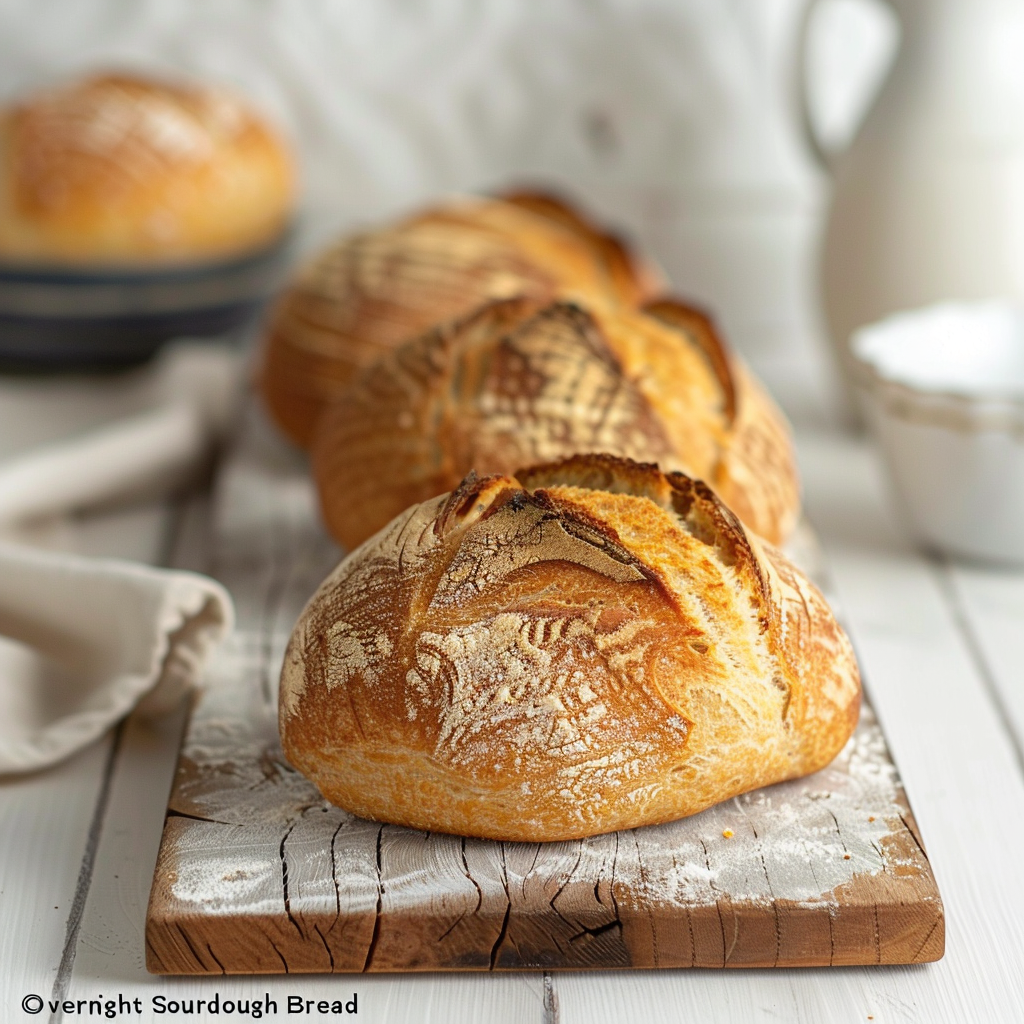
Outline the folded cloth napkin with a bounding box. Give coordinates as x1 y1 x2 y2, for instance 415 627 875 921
0 342 241 527
0 541 234 774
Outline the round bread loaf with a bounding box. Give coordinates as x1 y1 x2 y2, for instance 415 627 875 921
259 192 663 446
0 73 295 265
280 454 860 842
312 295 799 548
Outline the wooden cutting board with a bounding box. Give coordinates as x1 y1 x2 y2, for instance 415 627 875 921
145 412 944 974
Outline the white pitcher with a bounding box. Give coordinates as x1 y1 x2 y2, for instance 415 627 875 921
803 0 1024 419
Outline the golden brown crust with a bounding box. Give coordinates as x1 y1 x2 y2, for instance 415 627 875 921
259 193 663 446
499 188 665 306
312 296 799 549
0 73 295 264
280 454 860 842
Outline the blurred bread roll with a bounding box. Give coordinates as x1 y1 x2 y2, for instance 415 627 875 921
259 192 663 446
0 72 295 265
280 455 859 842
312 296 799 548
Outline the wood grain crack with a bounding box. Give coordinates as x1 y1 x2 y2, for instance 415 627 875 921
700 838 728 967
568 918 622 944
736 808 780 968
268 934 290 973
899 813 929 862
166 809 241 827
313 924 335 971
489 901 512 971
911 915 941 963
361 825 385 972
279 822 303 938
489 842 512 970
205 943 226 975
631 828 656 966
327 818 345 927
460 836 483 915
175 922 208 972
608 832 622 930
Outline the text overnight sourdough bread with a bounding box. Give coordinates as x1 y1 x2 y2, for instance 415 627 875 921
259 191 664 446
312 295 800 549
0 72 295 265
280 454 860 843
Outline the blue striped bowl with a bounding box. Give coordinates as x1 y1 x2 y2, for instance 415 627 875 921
0 232 293 370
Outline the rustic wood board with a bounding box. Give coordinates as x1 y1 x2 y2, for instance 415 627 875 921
145 409 944 974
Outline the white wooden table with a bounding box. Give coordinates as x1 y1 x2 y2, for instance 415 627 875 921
2 374 1023 1023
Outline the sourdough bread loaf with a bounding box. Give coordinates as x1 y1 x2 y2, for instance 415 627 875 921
259 192 662 446
280 454 859 842
0 73 295 265
312 296 799 548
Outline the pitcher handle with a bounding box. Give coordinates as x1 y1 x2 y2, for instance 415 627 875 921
794 0 833 172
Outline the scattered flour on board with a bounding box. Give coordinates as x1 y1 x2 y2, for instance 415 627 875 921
168 429 915 915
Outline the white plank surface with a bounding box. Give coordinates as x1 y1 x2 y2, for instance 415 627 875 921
941 562 1024 764
0 374 177 1019
0 737 115 1005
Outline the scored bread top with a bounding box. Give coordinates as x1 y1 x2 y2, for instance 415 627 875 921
312 295 799 549
280 454 859 842
0 73 295 264
259 192 663 446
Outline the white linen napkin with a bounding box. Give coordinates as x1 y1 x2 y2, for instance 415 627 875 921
0 541 234 774
0 342 242 527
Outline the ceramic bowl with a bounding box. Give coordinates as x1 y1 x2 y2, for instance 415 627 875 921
851 301 1024 566
0 232 293 371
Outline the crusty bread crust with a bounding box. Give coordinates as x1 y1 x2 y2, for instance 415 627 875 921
312 296 799 549
280 454 859 842
259 192 663 446
0 73 294 264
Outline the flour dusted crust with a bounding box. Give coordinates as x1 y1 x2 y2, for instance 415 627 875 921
0 73 295 264
312 296 799 549
259 192 663 446
280 454 859 843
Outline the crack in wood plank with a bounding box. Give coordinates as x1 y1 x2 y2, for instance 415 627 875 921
699 837 728 967
313 924 335 971
279 822 303 938
267 933 290 973
911 916 942 963
166 809 241 828
546 847 585 955
748 820 781 968
568 918 622 944
361 825 385 972
174 922 208 972
205 943 226 975
327 818 345 926
899 813 929 863
630 828 658 967
489 843 512 970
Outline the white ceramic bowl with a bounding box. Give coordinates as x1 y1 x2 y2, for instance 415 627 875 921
851 301 1024 566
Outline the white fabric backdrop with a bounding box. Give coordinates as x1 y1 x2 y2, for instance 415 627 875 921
0 0 893 422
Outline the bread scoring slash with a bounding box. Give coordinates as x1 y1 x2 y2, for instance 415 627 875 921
279 454 860 842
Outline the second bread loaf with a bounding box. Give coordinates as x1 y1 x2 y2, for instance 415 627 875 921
312 296 799 549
